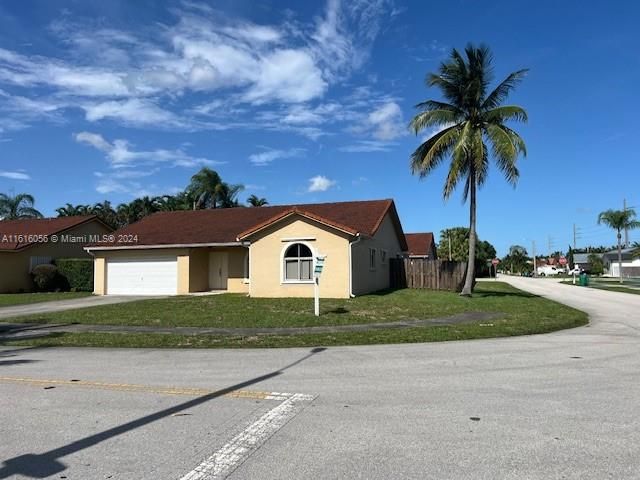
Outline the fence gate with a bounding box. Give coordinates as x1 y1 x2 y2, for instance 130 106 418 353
390 258 467 291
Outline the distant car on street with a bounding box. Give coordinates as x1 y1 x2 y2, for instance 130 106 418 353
537 265 563 276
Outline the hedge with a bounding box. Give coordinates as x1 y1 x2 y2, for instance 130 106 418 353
56 258 94 292
31 264 69 292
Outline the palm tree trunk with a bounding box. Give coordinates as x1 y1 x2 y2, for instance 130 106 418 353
618 231 623 284
461 172 477 296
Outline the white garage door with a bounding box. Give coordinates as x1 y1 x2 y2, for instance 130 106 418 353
106 257 178 295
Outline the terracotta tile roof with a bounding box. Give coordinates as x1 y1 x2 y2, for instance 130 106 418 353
0 215 98 251
90 199 408 250
405 232 436 257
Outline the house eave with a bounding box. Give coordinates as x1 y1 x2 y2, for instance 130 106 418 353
84 241 246 252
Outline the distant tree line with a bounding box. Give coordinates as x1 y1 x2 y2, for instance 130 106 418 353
437 227 497 277
0 168 269 228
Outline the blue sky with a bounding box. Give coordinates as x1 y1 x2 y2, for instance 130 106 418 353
0 0 638 255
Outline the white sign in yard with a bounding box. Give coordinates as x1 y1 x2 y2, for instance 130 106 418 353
314 255 326 316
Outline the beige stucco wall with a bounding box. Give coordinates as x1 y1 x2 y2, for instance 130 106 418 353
351 213 404 296
0 220 111 293
248 216 351 298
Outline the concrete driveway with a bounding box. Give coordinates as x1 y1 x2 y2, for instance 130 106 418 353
1 278 640 479
0 295 156 320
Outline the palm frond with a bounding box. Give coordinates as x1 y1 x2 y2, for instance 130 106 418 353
482 69 529 110
409 110 459 134
410 125 460 178
484 105 528 124
414 100 462 113
484 124 521 186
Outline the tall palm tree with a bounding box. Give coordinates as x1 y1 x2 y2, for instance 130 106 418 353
0 193 43 220
247 195 269 207
410 44 528 296
597 208 640 283
56 203 91 217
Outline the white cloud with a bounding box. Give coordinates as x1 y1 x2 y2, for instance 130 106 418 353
74 131 222 168
0 170 30 180
0 1 394 139
368 101 404 140
82 99 180 127
249 147 305 166
308 175 336 192
339 140 396 152
74 131 112 151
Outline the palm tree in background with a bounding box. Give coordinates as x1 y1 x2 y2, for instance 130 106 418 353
56 203 92 217
217 183 244 208
410 44 528 296
597 208 640 283
0 193 43 220
187 167 223 209
247 195 269 207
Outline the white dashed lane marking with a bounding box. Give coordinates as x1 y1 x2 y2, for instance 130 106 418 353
179 392 315 480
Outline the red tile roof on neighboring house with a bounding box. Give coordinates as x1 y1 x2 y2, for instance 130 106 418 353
405 232 436 257
88 199 408 250
0 215 99 251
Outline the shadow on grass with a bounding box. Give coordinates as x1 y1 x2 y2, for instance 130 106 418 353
0 331 66 345
474 291 538 299
325 307 350 314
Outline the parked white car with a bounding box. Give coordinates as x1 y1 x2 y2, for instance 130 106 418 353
537 265 563 276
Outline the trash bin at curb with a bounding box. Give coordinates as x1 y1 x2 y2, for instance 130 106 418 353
579 273 589 286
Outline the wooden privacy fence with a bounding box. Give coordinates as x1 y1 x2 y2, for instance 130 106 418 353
390 258 467 291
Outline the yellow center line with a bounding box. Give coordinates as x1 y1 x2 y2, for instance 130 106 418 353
0 376 274 400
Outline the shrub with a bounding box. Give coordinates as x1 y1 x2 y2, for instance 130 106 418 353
56 258 94 292
31 264 69 292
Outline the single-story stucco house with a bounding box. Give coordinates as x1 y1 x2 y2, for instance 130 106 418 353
86 199 409 298
404 232 437 259
0 215 113 293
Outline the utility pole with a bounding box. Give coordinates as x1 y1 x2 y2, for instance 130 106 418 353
532 240 537 277
624 198 629 247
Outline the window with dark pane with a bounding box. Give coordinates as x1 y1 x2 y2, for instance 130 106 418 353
284 243 313 281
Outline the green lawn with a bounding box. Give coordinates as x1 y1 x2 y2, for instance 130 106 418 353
0 291 92 307
0 282 588 348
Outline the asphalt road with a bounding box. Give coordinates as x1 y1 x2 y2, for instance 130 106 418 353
1 277 640 479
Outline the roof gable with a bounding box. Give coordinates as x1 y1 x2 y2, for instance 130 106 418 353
405 232 435 256
0 215 101 251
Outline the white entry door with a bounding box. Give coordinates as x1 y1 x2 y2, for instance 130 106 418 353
209 252 228 290
106 257 178 295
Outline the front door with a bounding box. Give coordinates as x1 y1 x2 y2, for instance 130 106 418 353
209 252 228 290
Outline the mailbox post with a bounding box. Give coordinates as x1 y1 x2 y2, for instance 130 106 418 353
314 255 326 316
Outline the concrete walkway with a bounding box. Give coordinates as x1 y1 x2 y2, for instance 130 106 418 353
0 295 156 320
0 311 499 339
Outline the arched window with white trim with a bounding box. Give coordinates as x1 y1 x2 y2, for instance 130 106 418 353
283 243 313 282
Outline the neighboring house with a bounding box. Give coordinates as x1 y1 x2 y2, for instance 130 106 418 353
602 248 640 277
87 199 409 298
0 216 113 293
404 232 437 259
573 253 602 272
